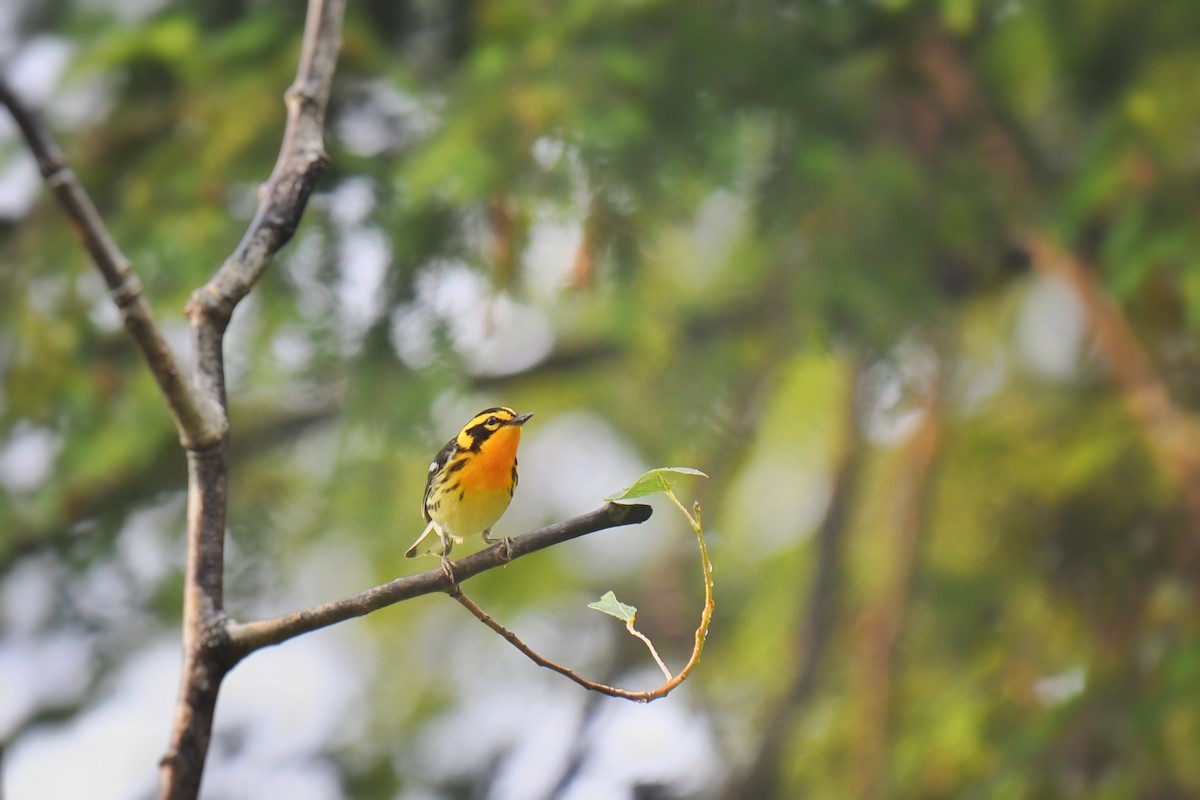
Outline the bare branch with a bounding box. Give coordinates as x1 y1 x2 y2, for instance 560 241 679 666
186 0 343 327
226 502 654 656
159 3 346 797
0 77 225 450
2 402 339 570
450 582 698 703
447 493 713 704
158 444 232 800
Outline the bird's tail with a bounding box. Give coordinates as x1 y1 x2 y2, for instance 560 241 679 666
404 520 438 558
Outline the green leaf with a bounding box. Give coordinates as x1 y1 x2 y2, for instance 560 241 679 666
606 467 708 502
588 591 638 623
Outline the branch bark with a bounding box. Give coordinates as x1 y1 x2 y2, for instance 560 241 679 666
446 494 710 703
0 78 225 450
185 0 342 329
157 2 346 797
226 502 652 655
6 4 663 799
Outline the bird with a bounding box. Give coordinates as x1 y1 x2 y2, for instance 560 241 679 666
405 406 533 569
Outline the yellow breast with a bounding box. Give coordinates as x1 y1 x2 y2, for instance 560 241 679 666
431 485 514 539
430 425 522 538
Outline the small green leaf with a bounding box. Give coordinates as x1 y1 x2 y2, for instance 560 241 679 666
606 467 708 502
588 591 638 623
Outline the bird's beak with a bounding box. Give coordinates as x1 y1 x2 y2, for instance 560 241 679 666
513 412 534 426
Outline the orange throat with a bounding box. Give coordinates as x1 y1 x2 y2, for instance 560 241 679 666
458 426 522 493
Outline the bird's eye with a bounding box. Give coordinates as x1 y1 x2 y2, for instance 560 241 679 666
486 416 500 426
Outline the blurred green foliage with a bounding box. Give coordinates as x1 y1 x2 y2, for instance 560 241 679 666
5 0 1200 796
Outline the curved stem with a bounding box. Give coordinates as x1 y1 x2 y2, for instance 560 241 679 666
450 493 713 704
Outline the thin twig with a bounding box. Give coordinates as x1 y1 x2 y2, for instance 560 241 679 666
448 493 714 704
626 622 673 682
0 77 225 449
226 502 654 655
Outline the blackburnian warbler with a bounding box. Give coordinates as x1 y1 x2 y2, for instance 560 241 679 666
405 406 533 564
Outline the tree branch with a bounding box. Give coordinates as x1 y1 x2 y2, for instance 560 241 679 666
185 0 343 328
158 444 232 800
158 2 345 798
448 492 711 703
225 502 653 656
1 401 339 572
0 77 225 450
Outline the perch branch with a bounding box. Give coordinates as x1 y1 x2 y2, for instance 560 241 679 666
226 502 653 656
0 77 225 449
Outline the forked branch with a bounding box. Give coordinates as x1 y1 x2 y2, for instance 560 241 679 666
0 78 224 449
3 5 699 799
158 3 346 798
186 0 343 327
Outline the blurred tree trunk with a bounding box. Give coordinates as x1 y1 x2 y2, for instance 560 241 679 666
851 373 943 799
722 353 865 799
1030 240 1200 565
